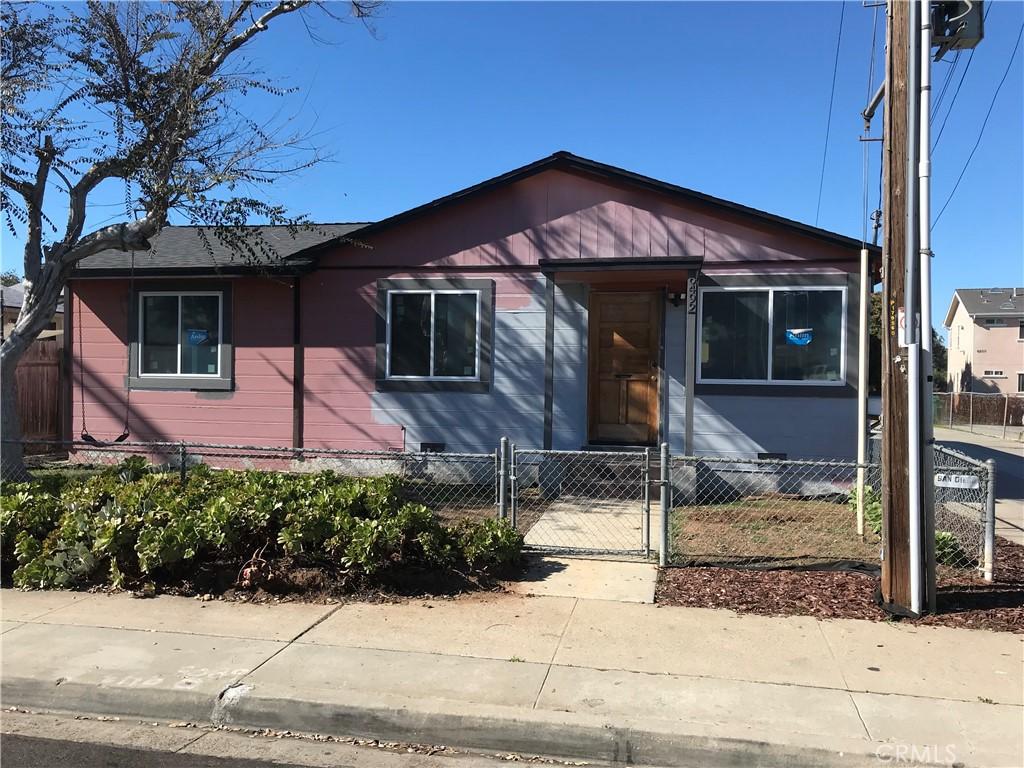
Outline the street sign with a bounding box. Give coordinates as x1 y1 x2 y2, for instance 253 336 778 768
934 473 980 490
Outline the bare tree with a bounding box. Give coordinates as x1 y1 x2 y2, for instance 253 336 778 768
1 0 377 477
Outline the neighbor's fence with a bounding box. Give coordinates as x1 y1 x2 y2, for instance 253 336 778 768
934 392 1024 441
15 339 62 445
1 438 996 579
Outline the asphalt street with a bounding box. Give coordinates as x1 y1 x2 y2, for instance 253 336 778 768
1 734 311 768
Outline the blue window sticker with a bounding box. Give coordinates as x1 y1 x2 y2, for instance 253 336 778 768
187 329 210 346
785 328 814 346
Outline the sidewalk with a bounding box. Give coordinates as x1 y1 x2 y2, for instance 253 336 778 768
2 588 1022 768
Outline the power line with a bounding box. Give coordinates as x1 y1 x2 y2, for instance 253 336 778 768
930 50 961 120
934 22 1024 226
931 49 975 151
814 1 846 227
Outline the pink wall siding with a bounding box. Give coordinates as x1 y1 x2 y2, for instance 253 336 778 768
70 278 295 445
70 167 860 452
318 169 853 270
300 269 541 450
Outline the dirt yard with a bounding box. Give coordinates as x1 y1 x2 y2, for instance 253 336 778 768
670 496 882 567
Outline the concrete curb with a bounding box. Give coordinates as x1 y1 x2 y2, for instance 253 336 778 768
2 675 967 768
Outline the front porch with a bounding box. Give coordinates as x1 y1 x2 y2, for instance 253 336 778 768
541 261 697 453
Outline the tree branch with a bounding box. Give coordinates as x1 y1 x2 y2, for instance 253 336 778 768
23 136 55 281
204 1 310 78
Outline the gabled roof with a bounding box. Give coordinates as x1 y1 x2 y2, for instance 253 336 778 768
943 288 1024 327
72 223 369 276
291 151 878 262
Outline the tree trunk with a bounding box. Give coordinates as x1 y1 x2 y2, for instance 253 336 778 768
1 334 28 481
1 264 67 482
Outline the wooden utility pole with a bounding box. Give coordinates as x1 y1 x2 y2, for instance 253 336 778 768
880 0 913 610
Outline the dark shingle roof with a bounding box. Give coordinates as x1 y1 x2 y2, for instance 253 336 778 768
1 282 64 313
945 288 1024 326
73 223 370 276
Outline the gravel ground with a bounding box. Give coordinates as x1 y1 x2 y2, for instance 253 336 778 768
656 536 1024 633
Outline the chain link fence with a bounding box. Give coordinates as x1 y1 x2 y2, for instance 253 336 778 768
932 445 995 578
667 456 883 568
934 392 1024 441
0 440 499 524
2 438 995 578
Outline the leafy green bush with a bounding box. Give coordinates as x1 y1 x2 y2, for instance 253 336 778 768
848 484 883 536
1 459 522 591
848 485 970 567
934 531 967 567
456 517 524 569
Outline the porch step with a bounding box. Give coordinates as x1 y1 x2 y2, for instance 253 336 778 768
580 444 652 453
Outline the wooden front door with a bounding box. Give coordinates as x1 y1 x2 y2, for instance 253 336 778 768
588 291 661 445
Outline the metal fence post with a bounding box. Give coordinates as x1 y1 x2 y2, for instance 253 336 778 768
983 458 996 581
659 442 670 567
969 392 974 433
178 442 187 484
498 437 509 520
1002 395 1009 441
948 393 954 428
509 442 518 528
642 448 651 557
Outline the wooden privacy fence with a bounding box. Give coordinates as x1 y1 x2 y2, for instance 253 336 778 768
15 339 62 445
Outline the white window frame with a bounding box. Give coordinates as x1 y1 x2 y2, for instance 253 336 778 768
696 285 848 386
384 289 482 381
982 369 1006 378
1018 320 1024 341
138 291 223 378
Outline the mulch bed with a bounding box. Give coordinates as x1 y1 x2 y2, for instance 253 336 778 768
656 537 1024 633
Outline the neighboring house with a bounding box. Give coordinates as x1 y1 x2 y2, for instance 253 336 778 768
943 288 1024 394
68 152 876 459
1 282 64 342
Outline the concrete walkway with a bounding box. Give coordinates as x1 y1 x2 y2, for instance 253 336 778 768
2 588 1021 767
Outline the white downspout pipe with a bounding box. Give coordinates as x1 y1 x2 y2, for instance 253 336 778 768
919 0 937 613
857 247 870 537
905 0 923 617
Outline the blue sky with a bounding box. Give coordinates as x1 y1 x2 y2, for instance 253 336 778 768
3 1 1022 333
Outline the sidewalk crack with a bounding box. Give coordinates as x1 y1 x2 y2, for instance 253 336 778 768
172 730 209 754
532 597 577 710
816 621 872 741
229 602 345 688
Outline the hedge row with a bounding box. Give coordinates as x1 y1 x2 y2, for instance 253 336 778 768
0 457 522 591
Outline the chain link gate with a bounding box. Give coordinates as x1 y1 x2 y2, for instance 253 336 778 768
507 445 660 558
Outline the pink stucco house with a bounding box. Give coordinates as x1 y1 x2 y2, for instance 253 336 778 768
66 152 876 459
943 288 1024 394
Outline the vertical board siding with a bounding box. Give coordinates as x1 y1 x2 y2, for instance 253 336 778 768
317 170 853 272
70 278 294 445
